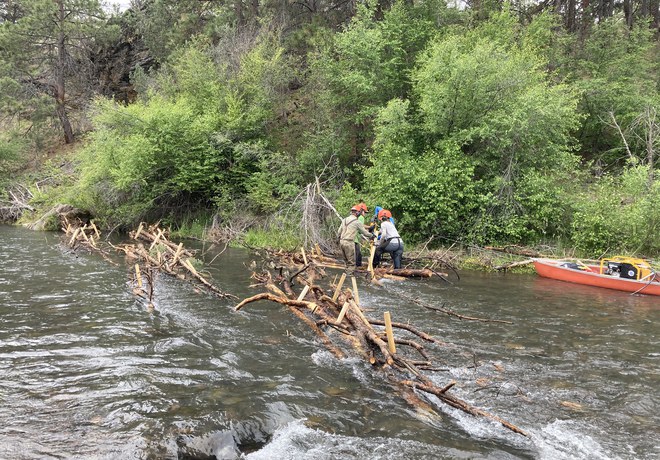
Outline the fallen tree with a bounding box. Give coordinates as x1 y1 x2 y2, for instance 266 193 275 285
62 221 236 305
235 256 528 437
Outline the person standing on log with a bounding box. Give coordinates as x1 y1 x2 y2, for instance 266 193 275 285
354 202 371 268
338 205 375 273
373 209 404 269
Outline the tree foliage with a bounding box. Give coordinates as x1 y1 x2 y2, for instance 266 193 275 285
72 34 293 227
0 0 119 144
1 0 659 256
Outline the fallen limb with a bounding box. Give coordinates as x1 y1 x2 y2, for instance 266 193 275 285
393 292 513 324
401 380 528 436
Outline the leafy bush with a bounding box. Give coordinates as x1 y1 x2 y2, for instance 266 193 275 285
571 165 659 256
364 99 481 243
0 131 27 176
71 36 292 227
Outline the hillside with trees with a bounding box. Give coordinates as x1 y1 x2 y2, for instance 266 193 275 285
0 0 658 257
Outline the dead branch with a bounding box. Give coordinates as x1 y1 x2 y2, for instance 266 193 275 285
392 292 513 324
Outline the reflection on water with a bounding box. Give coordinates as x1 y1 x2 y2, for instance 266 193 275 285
0 225 657 459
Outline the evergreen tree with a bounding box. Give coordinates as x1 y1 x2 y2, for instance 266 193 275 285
0 0 118 144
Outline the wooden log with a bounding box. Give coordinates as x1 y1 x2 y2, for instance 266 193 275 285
368 238 376 277
384 311 396 354
370 319 446 346
401 380 528 436
335 302 350 324
135 264 142 288
332 273 346 301
493 259 534 271
149 228 164 250
391 338 429 360
301 246 308 265
349 299 375 332
297 285 310 301
170 242 184 266
90 221 100 238
234 292 346 359
242 275 528 438
134 222 144 240
374 268 434 278
351 276 360 305
68 227 80 246
135 246 235 299
397 293 513 324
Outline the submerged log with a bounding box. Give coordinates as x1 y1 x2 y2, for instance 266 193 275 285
373 267 438 278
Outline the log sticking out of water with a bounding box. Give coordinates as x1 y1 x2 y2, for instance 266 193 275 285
235 266 528 437
63 220 235 301
62 218 118 266
115 223 236 300
265 248 448 280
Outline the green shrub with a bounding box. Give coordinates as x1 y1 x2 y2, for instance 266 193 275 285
571 165 659 256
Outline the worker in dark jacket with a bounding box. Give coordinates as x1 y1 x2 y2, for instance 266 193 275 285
338 206 375 273
372 209 404 269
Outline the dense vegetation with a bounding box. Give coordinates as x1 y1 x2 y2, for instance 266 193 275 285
0 0 658 257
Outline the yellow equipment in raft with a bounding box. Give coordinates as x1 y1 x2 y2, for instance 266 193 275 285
600 256 654 281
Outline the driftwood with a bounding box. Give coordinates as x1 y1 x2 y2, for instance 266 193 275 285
27 203 86 230
391 292 513 324
267 246 449 282
61 218 118 265
485 245 542 258
0 184 34 222
236 260 528 437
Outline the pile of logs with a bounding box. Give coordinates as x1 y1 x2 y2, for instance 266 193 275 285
62 221 236 307
117 223 237 300
261 244 446 283
60 220 526 436
236 251 528 437
0 184 34 222
63 218 102 250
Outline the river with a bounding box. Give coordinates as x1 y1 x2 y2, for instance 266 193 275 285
0 225 657 459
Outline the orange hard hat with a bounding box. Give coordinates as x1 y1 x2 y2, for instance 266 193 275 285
358 202 368 212
351 206 360 213
379 209 392 220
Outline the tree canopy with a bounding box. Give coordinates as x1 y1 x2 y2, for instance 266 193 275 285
1 0 659 256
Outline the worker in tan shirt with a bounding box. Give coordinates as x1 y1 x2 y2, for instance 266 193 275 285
337 206 375 273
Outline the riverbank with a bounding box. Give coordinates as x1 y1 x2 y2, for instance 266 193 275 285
2 141 658 272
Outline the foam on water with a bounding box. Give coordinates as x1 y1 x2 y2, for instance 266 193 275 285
531 419 612 460
245 419 483 460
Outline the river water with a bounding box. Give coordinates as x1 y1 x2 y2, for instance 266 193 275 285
0 225 657 460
